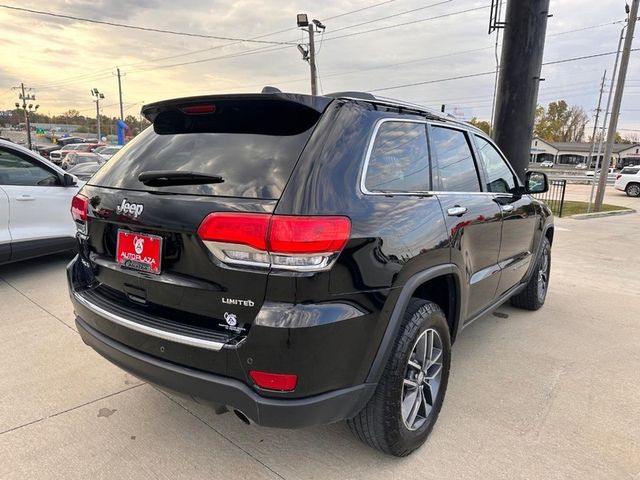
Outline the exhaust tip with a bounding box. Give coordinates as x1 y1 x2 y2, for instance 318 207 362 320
233 409 251 425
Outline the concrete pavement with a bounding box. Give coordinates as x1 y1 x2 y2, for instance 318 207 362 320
1 210 639 479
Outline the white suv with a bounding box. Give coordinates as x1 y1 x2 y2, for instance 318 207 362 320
615 166 640 197
0 139 83 264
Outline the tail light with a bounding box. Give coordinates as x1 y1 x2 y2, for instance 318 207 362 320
71 194 89 234
249 370 297 391
616 174 622 180
197 213 351 272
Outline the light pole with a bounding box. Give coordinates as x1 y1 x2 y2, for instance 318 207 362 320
91 88 105 141
13 82 38 149
14 88 39 150
296 14 325 96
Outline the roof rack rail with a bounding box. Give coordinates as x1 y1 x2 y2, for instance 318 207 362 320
330 93 446 121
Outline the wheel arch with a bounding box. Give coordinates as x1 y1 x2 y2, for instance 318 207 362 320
365 264 462 384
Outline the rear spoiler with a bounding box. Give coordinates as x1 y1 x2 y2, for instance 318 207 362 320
141 93 333 123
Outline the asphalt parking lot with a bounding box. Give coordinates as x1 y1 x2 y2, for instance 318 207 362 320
1 199 639 479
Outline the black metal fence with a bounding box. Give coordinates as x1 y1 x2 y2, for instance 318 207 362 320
534 179 567 217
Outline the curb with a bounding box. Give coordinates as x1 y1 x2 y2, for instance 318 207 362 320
570 208 636 220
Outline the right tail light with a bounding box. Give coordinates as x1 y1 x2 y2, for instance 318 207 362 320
197 212 351 272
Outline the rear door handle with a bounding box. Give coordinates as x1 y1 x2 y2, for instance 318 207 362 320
16 195 35 201
501 204 514 213
447 206 467 216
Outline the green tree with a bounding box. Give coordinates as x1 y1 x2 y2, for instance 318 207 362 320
469 117 491 135
534 100 589 142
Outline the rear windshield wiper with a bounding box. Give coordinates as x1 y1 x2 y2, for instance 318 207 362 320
138 170 225 187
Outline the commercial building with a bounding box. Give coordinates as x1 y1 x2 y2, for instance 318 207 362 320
530 137 640 168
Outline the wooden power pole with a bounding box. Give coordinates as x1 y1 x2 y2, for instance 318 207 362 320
492 0 550 179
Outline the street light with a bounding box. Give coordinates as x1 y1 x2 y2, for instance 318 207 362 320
296 13 325 95
14 92 37 149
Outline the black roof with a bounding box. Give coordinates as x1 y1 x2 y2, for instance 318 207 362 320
142 88 480 133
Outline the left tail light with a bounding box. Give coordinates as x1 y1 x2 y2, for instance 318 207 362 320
197 213 351 272
71 194 89 233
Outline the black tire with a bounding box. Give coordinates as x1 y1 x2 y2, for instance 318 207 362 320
510 237 551 310
347 299 451 457
625 183 640 197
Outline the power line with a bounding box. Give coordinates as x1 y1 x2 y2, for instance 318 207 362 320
123 4 492 75
0 4 298 45
328 0 453 34
368 48 640 93
547 19 624 37
28 0 400 87
118 0 399 69
322 4 491 42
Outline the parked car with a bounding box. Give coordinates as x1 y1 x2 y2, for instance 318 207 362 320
66 161 104 181
585 168 615 177
49 143 85 164
94 145 123 161
36 145 61 160
540 160 554 168
0 138 83 265
67 91 553 457
614 166 640 197
51 143 104 165
57 136 85 146
62 151 103 170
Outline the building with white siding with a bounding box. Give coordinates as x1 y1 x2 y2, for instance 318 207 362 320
530 137 640 168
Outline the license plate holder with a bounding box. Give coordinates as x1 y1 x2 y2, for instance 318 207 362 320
116 230 163 274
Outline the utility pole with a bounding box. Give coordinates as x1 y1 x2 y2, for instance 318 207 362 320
589 19 629 210
586 72 607 213
12 83 38 150
91 88 105 141
296 14 325 96
308 24 318 96
116 67 124 120
594 0 638 211
492 0 551 179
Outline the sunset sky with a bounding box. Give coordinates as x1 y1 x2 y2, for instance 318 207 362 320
0 0 638 134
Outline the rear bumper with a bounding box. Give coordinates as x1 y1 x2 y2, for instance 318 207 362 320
76 317 375 428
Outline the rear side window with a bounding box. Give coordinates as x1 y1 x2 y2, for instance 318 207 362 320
364 120 430 193
430 126 481 192
89 99 322 199
621 167 640 175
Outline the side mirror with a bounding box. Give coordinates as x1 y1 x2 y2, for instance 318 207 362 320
525 170 548 194
62 173 77 187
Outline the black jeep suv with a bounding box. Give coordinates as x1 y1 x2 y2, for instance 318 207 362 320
67 91 553 456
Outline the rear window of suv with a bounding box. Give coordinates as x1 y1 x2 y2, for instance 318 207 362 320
621 167 640 175
89 99 321 199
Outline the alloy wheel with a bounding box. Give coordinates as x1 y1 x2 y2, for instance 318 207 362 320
537 249 550 302
401 328 443 431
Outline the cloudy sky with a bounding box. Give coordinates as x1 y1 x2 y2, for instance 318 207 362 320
0 0 638 134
